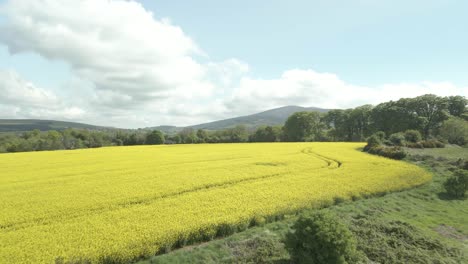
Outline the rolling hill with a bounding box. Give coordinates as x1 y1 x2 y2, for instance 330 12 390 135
1 106 329 133
151 106 329 133
190 106 328 130
0 119 113 133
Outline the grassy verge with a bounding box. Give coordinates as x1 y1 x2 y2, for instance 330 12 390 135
138 146 467 264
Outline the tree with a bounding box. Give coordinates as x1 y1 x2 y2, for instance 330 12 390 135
447 95 467 117
283 112 324 142
409 94 450 139
371 100 418 136
349 105 373 141
178 128 198 144
196 129 208 143
439 117 468 146
145 130 165 145
285 211 360 264
227 125 249 142
250 126 282 142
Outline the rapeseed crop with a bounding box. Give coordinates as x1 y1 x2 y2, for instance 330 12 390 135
0 143 431 263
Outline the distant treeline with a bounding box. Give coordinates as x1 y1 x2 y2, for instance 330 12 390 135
0 94 466 153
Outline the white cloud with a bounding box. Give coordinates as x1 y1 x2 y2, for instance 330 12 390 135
0 0 212 108
0 70 85 120
225 69 468 116
0 0 466 128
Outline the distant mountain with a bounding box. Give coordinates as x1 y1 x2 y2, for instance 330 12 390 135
189 106 329 130
0 119 114 133
2 106 329 134
149 106 329 133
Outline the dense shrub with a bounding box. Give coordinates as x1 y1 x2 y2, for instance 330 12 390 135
421 139 445 148
367 146 407 160
406 142 424 148
285 211 361 264
363 135 381 151
388 133 406 146
444 169 468 198
404 130 422 143
374 131 386 141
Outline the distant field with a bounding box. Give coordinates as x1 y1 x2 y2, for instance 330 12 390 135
0 143 431 263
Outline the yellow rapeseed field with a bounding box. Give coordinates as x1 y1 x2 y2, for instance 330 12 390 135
0 143 431 263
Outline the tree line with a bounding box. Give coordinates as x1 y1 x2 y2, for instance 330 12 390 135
0 94 466 153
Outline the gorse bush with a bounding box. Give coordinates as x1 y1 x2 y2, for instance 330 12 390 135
285 211 361 264
444 169 468 198
374 131 386 141
363 135 381 151
404 130 422 143
367 146 407 160
389 133 406 146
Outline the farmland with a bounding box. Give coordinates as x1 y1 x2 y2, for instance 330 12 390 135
0 143 431 263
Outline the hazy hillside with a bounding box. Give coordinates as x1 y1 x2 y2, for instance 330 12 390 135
152 106 329 133
1 106 329 134
0 119 113 132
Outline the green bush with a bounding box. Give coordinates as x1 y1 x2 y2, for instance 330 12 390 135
389 133 406 146
421 139 445 148
406 142 424 148
363 135 381 151
367 146 407 160
285 211 361 264
374 131 386 141
444 169 468 198
404 130 422 143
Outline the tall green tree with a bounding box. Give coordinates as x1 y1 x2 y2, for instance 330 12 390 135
250 125 282 142
145 130 165 145
283 111 324 142
447 95 467 117
409 94 450 139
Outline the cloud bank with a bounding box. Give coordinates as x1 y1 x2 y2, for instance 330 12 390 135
0 0 466 128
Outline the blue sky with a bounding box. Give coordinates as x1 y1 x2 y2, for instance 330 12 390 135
142 0 468 85
0 0 467 127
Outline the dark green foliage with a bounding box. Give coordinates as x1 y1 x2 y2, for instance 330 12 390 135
421 139 445 148
196 129 208 143
367 146 407 160
363 135 381 151
250 126 282 142
322 106 372 142
145 130 165 145
285 211 360 264
374 131 386 141
389 132 406 146
444 169 468 198
447 95 468 117
439 117 468 146
404 129 422 143
283 111 324 142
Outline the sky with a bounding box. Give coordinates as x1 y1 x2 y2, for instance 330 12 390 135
0 0 467 128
